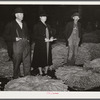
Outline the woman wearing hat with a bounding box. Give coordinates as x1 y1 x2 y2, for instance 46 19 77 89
64 12 82 65
31 11 55 76
4 7 31 79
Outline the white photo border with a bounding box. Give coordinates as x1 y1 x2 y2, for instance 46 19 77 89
0 1 100 99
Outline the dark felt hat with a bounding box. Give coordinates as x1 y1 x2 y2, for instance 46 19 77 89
14 7 24 14
39 11 48 17
71 12 80 18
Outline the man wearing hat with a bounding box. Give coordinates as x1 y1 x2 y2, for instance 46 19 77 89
31 11 55 76
4 7 31 79
64 12 82 65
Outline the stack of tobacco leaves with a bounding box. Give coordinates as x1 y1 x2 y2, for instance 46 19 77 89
0 49 13 78
52 42 68 69
4 75 68 91
75 43 100 65
55 66 100 90
83 58 100 73
82 32 100 43
75 43 91 65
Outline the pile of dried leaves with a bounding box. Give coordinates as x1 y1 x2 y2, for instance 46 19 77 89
4 75 68 91
52 41 68 69
83 58 100 73
82 32 100 43
55 66 100 90
76 43 100 65
0 49 13 78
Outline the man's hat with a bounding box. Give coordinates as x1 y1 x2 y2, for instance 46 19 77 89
71 12 80 18
39 11 48 17
14 7 24 14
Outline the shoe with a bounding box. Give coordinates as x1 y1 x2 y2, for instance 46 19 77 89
47 70 57 79
20 75 24 78
42 73 46 76
31 69 39 76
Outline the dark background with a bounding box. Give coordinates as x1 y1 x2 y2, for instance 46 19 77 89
0 5 100 38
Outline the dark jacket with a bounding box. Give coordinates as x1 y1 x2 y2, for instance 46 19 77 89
33 21 52 43
31 21 52 68
64 21 82 46
3 20 29 42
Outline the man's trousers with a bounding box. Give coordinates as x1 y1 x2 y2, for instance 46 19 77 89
13 39 31 79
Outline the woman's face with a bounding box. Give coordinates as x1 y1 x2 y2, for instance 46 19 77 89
40 16 47 22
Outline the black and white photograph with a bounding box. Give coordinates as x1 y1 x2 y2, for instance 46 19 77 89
1 0 100 98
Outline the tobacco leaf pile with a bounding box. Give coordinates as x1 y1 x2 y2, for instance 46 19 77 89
4 75 68 91
51 41 68 69
83 58 100 73
55 66 100 90
76 43 100 65
82 30 100 43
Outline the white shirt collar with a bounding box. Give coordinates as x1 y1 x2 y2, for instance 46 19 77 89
16 19 23 29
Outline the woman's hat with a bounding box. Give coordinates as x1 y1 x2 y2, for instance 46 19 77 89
71 12 80 18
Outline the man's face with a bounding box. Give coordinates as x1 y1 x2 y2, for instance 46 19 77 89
73 16 80 22
15 13 24 21
40 16 47 22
